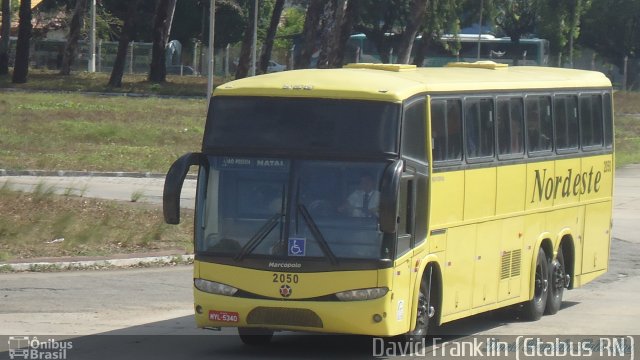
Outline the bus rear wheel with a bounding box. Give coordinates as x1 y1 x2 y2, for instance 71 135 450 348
545 247 566 315
522 247 549 321
238 327 274 345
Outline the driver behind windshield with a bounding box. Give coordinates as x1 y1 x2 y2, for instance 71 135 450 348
339 174 380 218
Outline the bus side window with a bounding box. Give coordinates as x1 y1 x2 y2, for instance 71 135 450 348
430 99 462 162
554 95 579 151
402 98 427 162
525 96 553 153
465 98 494 159
603 92 613 148
579 94 604 149
497 97 524 156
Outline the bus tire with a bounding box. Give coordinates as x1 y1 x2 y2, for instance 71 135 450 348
238 327 273 345
545 247 566 315
522 247 549 321
404 278 434 341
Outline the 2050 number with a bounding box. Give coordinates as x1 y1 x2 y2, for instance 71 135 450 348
272 273 299 284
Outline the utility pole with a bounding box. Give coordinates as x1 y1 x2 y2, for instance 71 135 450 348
88 0 96 72
207 0 215 99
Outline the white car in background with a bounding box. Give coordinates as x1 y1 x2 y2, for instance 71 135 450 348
267 60 286 73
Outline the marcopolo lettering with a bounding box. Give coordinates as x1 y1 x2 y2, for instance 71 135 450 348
268 262 302 269
531 166 603 203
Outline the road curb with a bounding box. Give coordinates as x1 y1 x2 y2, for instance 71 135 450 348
0 254 194 272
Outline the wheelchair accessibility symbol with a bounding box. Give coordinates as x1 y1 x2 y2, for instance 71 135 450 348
288 238 306 257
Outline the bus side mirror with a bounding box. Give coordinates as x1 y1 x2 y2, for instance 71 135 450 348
163 152 206 224
379 160 403 234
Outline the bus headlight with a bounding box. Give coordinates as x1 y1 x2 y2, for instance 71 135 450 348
194 278 238 296
335 287 388 301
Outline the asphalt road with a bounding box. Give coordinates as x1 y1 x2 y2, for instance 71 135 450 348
0 166 638 359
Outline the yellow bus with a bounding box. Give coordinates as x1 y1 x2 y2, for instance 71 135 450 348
163 62 614 344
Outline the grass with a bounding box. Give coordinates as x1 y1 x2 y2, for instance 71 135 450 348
0 91 206 173
0 189 194 261
0 69 227 97
613 92 640 167
130 190 145 202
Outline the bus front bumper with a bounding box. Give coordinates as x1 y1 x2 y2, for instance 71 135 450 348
193 288 406 336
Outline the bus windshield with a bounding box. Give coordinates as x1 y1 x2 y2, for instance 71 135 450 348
198 157 390 261
203 97 400 156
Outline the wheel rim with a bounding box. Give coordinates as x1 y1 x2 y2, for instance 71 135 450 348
552 260 566 290
534 261 548 303
415 292 428 335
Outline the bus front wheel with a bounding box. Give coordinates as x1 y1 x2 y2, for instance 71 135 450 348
405 278 436 341
545 247 566 315
238 327 274 345
522 247 550 321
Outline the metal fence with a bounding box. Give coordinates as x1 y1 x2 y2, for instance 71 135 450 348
5 38 291 77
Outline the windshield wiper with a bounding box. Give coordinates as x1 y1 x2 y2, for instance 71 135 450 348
297 204 338 265
234 213 281 261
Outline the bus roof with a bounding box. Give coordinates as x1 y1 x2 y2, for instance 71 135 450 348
213 63 612 102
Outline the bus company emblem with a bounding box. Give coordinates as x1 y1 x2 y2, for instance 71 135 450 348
279 284 292 298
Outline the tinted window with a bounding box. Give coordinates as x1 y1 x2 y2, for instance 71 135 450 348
496 97 524 156
554 95 579 151
205 97 400 156
525 96 553 153
465 98 494 159
402 99 427 162
603 92 613 148
431 99 462 162
580 94 604 148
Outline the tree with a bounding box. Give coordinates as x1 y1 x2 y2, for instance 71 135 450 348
396 0 429 64
148 0 177 83
332 0 359 67
412 0 460 66
108 0 139 87
12 0 30 83
295 0 323 68
353 0 408 64
0 0 10 75
316 0 340 68
59 0 88 75
494 0 537 65
258 0 285 74
537 0 591 67
314 0 359 68
234 0 257 78
565 0 591 67
580 0 639 88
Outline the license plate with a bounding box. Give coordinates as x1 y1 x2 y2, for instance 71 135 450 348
209 310 239 323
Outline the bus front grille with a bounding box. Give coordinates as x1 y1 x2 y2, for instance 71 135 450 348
246 307 324 328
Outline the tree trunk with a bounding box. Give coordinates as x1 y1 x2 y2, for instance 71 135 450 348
258 0 285 74
511 36 521 66
148 0 176 83
412 31 432 66
60 0 88 75
331 0 359 67
0 0 10 76
12 0 30 83
296 0 323 69
316 1 337 69
108 0 139 88
235 0 257 79
397 0 429 64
